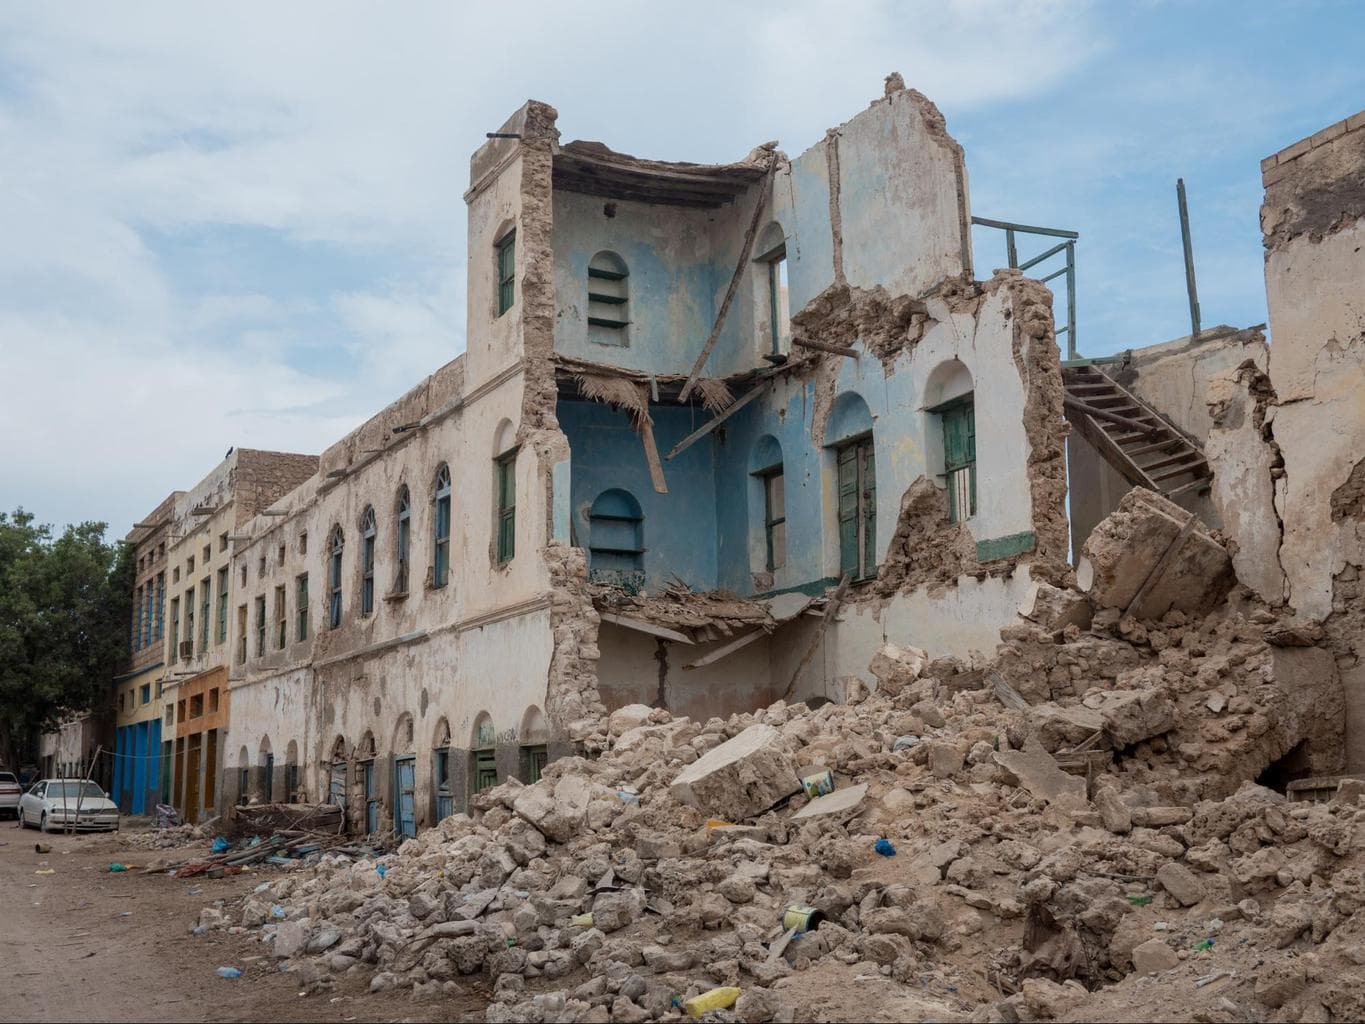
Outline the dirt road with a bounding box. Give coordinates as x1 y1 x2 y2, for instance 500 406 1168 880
0 821 478 1022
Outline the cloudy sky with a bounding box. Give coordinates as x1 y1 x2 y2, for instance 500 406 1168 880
1 1 1361 536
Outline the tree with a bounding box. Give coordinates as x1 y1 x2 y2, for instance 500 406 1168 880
0 510 132 772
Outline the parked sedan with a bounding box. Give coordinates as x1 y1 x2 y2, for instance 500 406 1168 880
18 779 120 833
0 772 20 819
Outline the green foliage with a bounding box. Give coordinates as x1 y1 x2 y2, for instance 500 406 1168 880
0 509 132 768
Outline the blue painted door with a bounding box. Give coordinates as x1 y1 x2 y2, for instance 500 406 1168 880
131 722 149 815
394 756 416 838
363 761 378 833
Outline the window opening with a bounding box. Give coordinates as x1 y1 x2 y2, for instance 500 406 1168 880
274 584 287 649
200 577 210 650
495 451 516 564
296 573 309 641
587 252 629 345
836 435 877 581
360 507 376 615
216 567 228 644
236 604 247 664
395 487 411 593
523 744 548 784
432 466 451 588
757 464 786 571
930 393 977 524
495 230 516 316
254 595 266 657
587 489 644 591
170 598 180 663
329 527 344 628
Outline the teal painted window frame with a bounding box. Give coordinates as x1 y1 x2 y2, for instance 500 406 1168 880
296 573 309 642
432 465 451 588
928 392 976 524
834 433 877 581
495 230 516 316
754 462 786 572
495 450 517 564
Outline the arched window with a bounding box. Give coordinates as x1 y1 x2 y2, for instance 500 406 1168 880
432 465 451 588
328 526 344 629
750 435 786 571
587 252 629 347
259 736 274 803
588 488 644 588
395 486 411 593
924 360 976 524
755 223 789 356
471 713 497 794
359 507 376 616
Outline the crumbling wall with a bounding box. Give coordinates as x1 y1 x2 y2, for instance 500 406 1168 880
1260 110 1365 770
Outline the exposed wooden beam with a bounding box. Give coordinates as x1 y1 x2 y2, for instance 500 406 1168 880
664 379 772 461
792 337 858 358
1063 397 1163 438
598 612 694 644
683 628 767 670
678 155 777 403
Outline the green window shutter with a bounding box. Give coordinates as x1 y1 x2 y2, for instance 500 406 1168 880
497 454 516 563
496 231 516 315
860 440 876 579
837 444 859 576
940 397 977 523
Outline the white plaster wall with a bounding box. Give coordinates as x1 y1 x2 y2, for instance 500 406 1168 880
1265 218 1365 620
837 89 966 297
467 148 527 391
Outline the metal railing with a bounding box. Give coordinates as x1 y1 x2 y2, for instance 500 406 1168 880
972 216 1079 360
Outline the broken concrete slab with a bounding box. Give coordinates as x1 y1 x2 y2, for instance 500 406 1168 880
512 774 595 843
791 783 868 821
1130 937 1180 974
868 641 927 696
1096 688 1177 747
1020 581 1093 632
1078 488 1234 620
992 737 1086 807
1156 861 1205 907
1031 703 1105 752
608 703 654 736
1094 786 1132 834
669 723 800 820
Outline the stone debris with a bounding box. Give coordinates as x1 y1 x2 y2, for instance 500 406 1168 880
199 510 1365 1023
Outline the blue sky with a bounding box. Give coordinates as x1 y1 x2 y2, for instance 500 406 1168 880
1 1 1361 536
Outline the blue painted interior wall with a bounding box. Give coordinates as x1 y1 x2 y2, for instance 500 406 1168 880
558 398 721 590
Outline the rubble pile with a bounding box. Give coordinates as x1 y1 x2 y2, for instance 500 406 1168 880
123 822 209 849
202 494 1364 1022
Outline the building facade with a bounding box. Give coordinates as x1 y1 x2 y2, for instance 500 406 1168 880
110 491 181 814
160 449 319 823
216 79 1070 833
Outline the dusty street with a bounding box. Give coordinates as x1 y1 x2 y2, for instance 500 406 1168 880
0 822 484 1022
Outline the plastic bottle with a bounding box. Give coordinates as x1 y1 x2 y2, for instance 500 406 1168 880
681 987 741 1017
216 966 243 979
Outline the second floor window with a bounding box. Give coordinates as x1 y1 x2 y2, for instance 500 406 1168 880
432 465 451 588
216 567 228 644
395 487 411 593
360 507 375 616
495 450 516 564
296 573 309 642
254 595 266 657
495 230 516 316
329 527 344 629
275 584 287 649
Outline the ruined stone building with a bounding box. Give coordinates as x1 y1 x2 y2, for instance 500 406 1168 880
127 83 1365 832
211 79 1070 832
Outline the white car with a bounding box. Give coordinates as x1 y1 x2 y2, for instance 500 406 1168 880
0 772 20 819
18 779 120 833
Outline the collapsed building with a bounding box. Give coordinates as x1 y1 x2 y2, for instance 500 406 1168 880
216 77 1074 832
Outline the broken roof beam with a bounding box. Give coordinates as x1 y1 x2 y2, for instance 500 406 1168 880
597 611 695 644
683 627 768 670
665 379 773 461
792 337 859 358
678 154 778 403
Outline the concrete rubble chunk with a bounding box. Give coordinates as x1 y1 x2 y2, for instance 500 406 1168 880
1078 488 1234 619
608 703 653 736
1130 937 1179 974
1094 786 1132 834
1155 861 1205 907
1020 582 1093 632
868 642 927 695
669 723 799 820
1095 688 1177 747
512 774 595 843
791 783 868 821
992 737 1086 807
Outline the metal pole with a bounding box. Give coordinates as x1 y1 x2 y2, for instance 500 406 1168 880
69 744 102 835
1065 242 1078 360
1177 178 1201 341
1005 228 1018 269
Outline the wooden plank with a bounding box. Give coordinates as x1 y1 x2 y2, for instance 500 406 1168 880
1067 411 1157 490
639 418 668 494
1063 397 1163 437
665 379 772 460
1153 460 1208 483
684 628 767 670
989 670 1030 710
598 612 694 644
1142 449 1204 473
792 337 858 358
678 156 778 402
782 574 851 698
1123 511 1198 619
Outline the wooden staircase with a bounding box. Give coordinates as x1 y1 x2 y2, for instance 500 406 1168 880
1063 365 1212 499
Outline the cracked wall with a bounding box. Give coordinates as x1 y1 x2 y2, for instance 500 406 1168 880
1259 109 1365 770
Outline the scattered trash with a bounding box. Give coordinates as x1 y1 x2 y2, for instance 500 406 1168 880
1127 894 1154 906
34 842 51 854
1196 970 1233 988
375 863 387 879
216 966 243 979
682 986 741 1017
874 837 897 857
782 904 825 934
892 735 921 752
108 863 129 872
271 905 287 919
34 869 55 875
616 787 640 805
154 803 181 827
212 836 230 853
801 768 835 798
570 913 594 928
704 819 733 829
1191 938 1215 951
